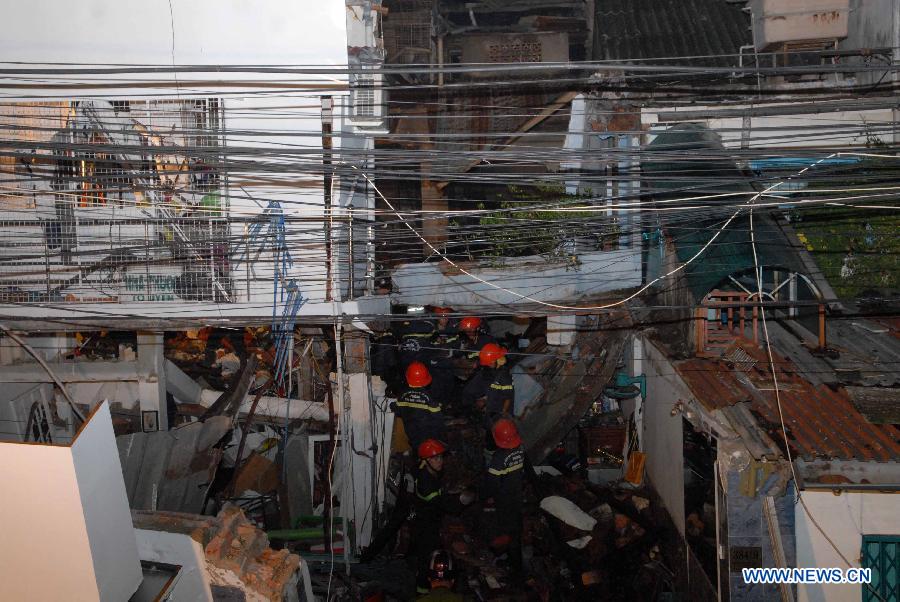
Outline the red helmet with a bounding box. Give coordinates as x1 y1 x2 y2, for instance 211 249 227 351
427 549 454 582
418 438 447 460
479 343 507 366
459 316 482 332
432 306 453 315
406 361 432 387
492 419 521 449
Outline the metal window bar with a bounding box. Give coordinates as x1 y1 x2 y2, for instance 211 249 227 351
862 535 900 602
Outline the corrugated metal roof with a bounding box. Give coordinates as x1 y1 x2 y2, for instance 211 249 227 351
824 319 900 388
676 346 900 462
117 417 230 513
594 0 751 65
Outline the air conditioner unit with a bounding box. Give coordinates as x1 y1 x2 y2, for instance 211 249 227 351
750 0 850 51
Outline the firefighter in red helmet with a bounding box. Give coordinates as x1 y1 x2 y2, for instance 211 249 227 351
410 439 473 595
461 343 514 436
482 419 525 576
397 361 445 450
428 306 461 409
457 316 496 365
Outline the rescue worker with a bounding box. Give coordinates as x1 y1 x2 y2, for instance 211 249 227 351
457 316 495 365
428 306 460 407
482 419 525 576
398 314 436 370
431 305 458 335
461 343 514 429
397 361 445 450
418 549 464 601
371 323 399 394
411 440 474 595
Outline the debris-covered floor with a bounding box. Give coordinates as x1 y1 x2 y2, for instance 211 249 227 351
59 319 687 601
320 420 683 602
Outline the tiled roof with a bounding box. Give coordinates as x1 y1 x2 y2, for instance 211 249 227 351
594 0 751 66
676 345 900 462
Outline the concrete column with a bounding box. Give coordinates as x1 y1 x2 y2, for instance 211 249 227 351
345 372 375 549
137 332 167 431
421 176 447 253
342 330 369 374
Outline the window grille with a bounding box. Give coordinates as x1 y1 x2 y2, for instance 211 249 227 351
862 535 900 602
0 99 230 305
354 76 376 119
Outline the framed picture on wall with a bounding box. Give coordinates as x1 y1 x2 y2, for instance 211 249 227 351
142 410 159 432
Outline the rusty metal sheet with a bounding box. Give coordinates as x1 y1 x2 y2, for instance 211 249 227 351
675 358 751 409
675 350 900 463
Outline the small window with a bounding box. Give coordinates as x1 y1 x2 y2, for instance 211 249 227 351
862 535 899 602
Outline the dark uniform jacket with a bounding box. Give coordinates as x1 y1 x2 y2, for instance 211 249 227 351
371 331 398 385
428 327 460 401
430 326 460 361
461 365 514 417
398 319 436 367
460 332 496 361
397 385 445 448
410 467 463 567
414 467 463 523
483 446 525 532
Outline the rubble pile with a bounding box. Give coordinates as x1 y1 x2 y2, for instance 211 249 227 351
361 428 675 601
134 504 300 601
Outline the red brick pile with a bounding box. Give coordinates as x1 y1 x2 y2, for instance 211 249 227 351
134 504 300 600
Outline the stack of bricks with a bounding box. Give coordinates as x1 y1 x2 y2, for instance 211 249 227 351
134 504 300 600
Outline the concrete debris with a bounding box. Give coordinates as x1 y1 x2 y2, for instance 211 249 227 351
214 351 242 378
134 504 301 601
196 416 234 452
589 502 614 524
540 495 598 532
631 495 650 512
612 513 646 549
567 534 593 549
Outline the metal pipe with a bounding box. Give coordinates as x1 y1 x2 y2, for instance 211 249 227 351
801 483 900 492
348 209 355 299
333 319 350 571
321 96 334 301
311 353 337 552
437 36 444 87
818 304 826 350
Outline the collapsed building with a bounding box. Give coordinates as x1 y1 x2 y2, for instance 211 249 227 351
0 0 898 601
